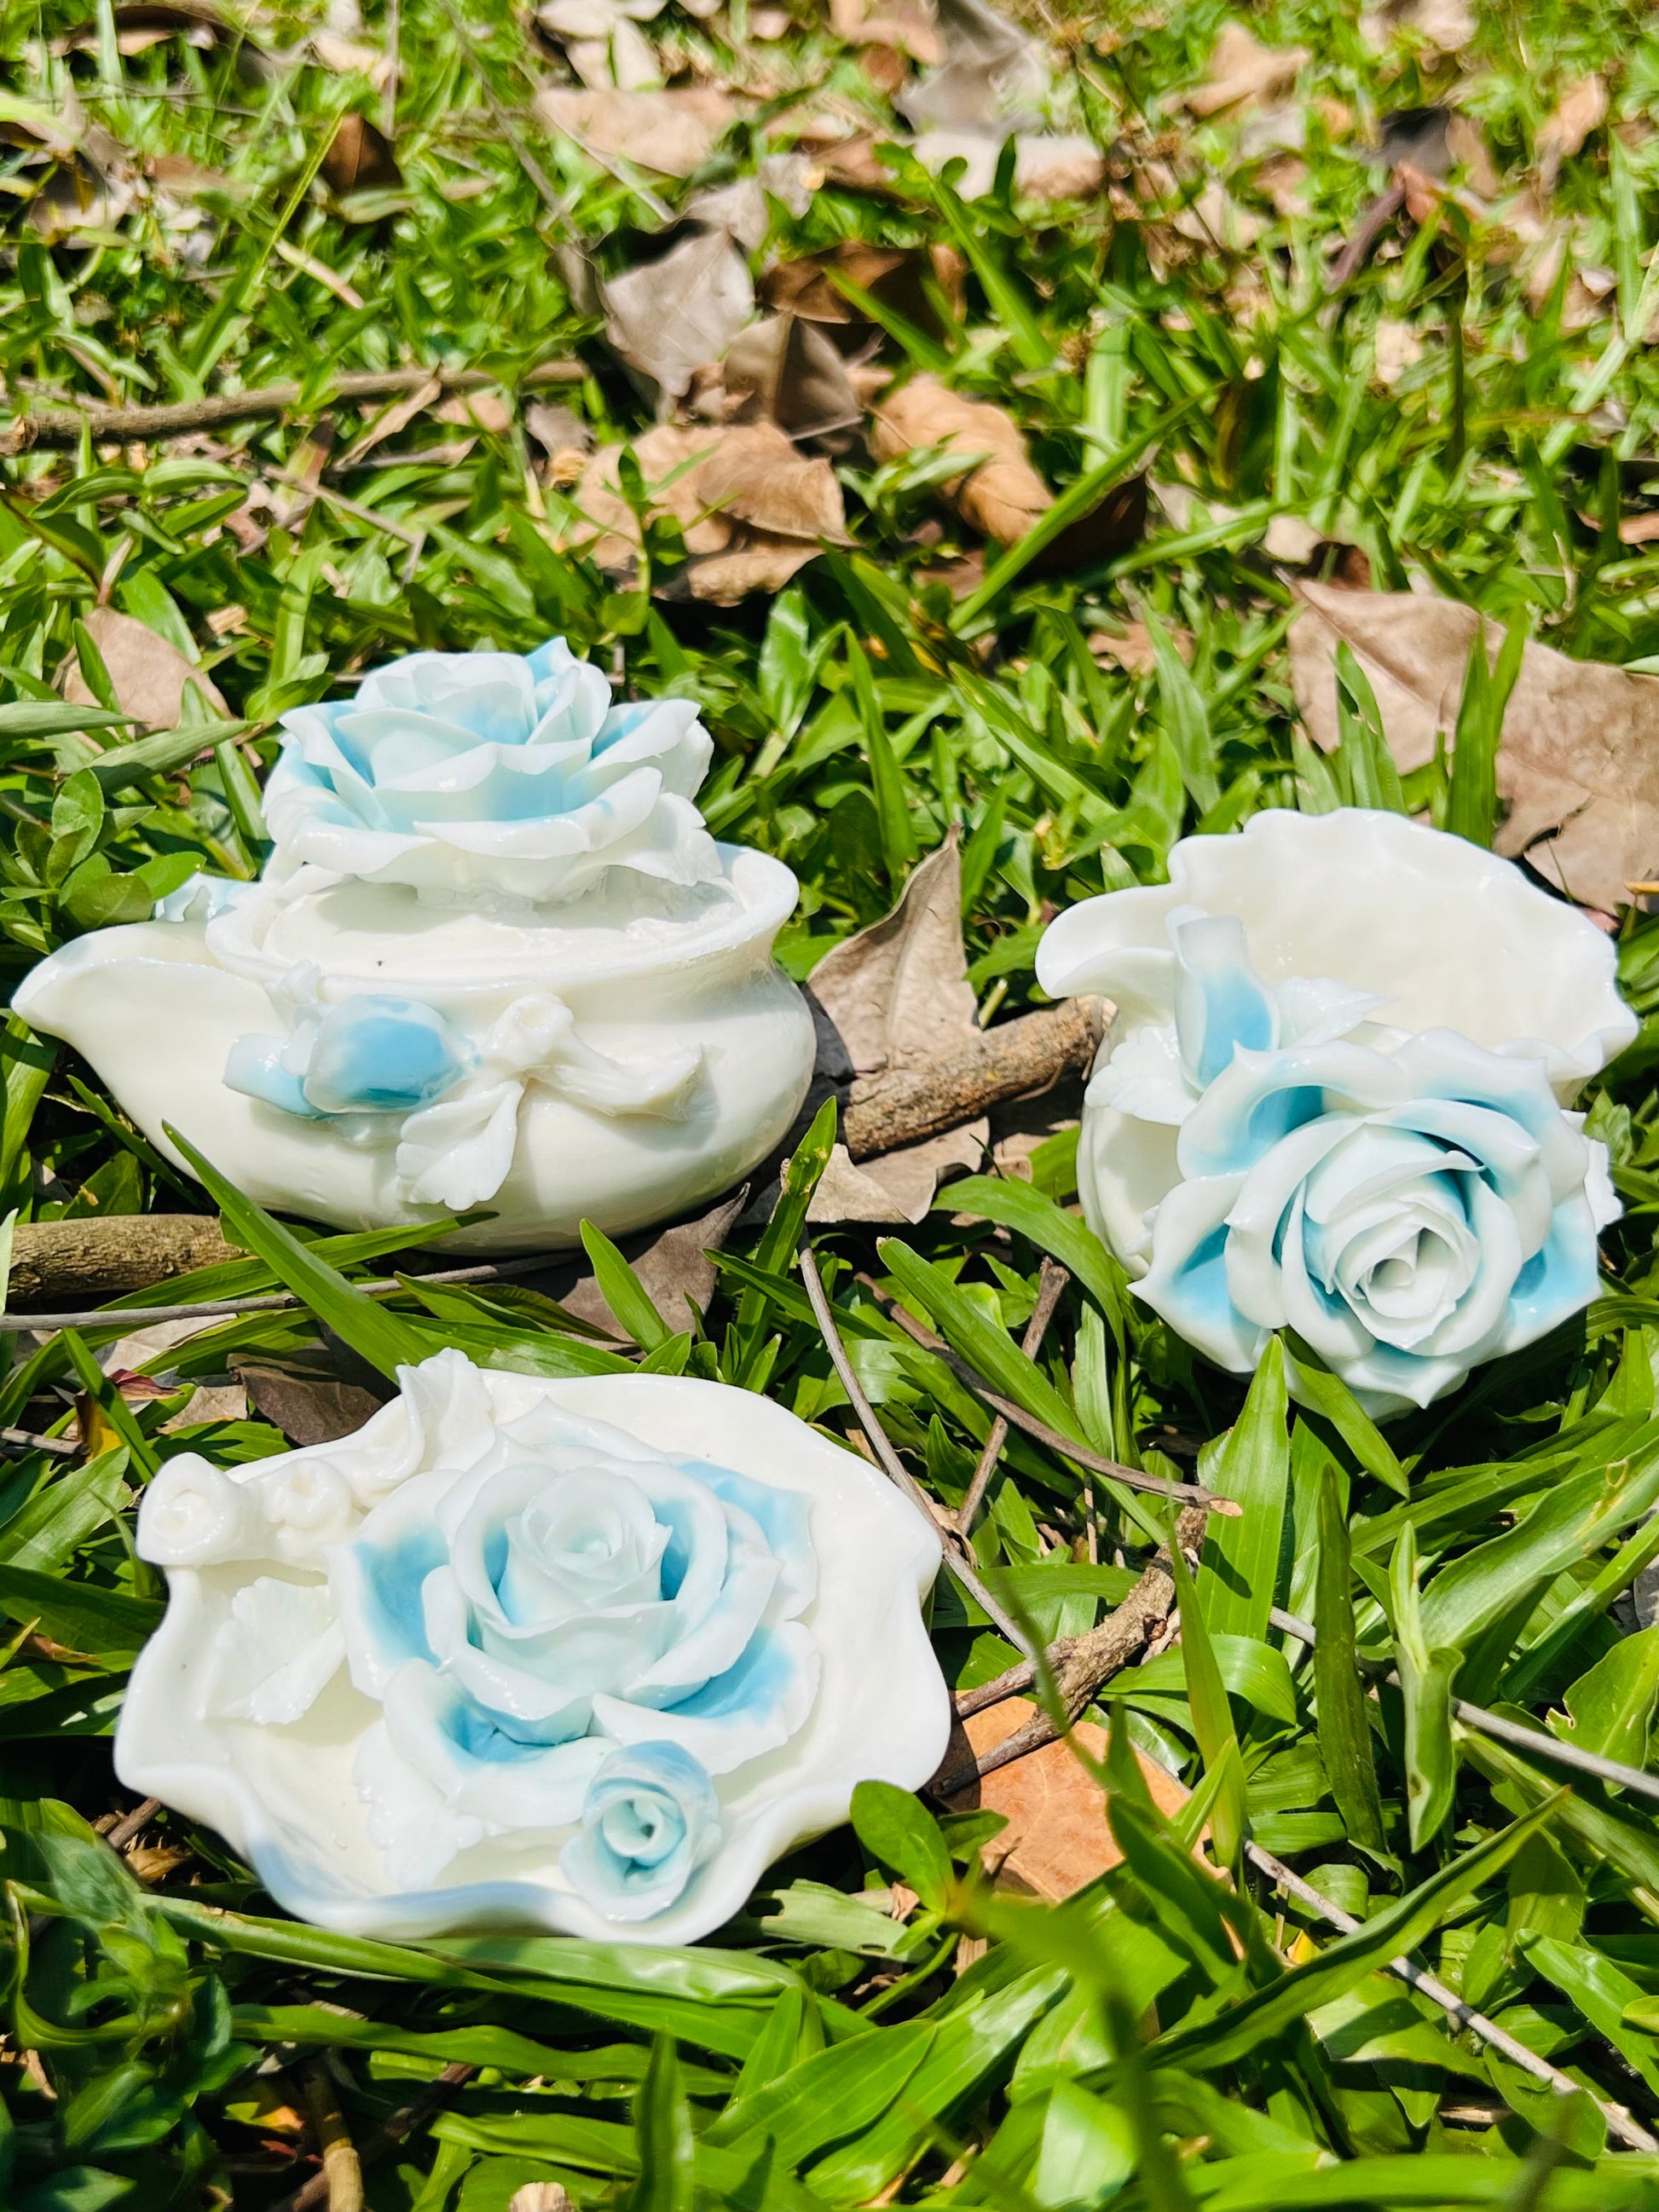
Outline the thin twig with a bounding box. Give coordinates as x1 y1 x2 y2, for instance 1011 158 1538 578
957 1259 1068 1535
273 2063 478 2212
0 1424 77 1457
3 362 582 452
301 2059 365 2212
1245 1840 1659 2154
0 1250 614 1337
1326 179 1408 293
1267 1607 1659 1811
103 1798 161 1854
875 1292 1234 1515
796 1240 1035 1659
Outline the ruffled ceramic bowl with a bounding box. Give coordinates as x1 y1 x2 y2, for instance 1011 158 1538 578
15 640 817 1249
115 1352 950 1943
1037 808 1637 1414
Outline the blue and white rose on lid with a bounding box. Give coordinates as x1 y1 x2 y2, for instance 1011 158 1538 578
115 1353 949 1942
14 638 815 1247
1037 810 1636 1415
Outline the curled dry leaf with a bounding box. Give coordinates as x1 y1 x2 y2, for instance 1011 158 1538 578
61 607 227 727
872 374 1050 546
602 227 755 412
1290 579 1659 913
532 85 735 176
569 424 732 569
309 30 395 88
1361 0 1477 55
1182 24 1309 119
805 834 990 1224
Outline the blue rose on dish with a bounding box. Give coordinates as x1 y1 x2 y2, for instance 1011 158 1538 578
331 1360 819 1894
1038 811 1635 1418
264 637 723 906
116 1354 951 1943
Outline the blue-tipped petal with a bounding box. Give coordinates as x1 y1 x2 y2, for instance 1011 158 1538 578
1171 910 1280 1088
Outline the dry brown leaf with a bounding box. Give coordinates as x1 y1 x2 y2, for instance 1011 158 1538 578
830 0 944 62
321 113 401 196
1089 621 1193 678
897 0 1047 135
804 835 991 1222
684 530 821 603
1290 580 1659 912
234 1346 391 1447
761 241 965 345
1361 0 1476 55
1539 74 1608 191
695 423 846 542
1183 24 1308 119
872 374 1050 546
332 373 442 471
569 424 732 569
309 29 394 87
434 390 512 435
602 227 754 411
61 607 226 726
722 315 861 442
562 1190 749 1337
946 1699 1188 1899
532 85 735 176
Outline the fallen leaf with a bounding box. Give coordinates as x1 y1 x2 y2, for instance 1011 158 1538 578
309 29 395 87
434 390 512 435
910 130 1106 202
61 608 228 726
1089 620 1193 678
569 424 732 569
332 373 442 471
1290 579 1659 911
1183 25 1309 119
946 1698 1189 1899
896 0 1048 135
1361 0 1477 55
602 227 755 412
321 113 401 196
722 315 862 442
695 423 846 541
805 835 990 1223
233 1346 392 1447
682 531 822 604
760 241 966 348
532 85 735 176
830 0 945 63
1539 75 1607 191
872 374 1050 546
559 1190 749 1337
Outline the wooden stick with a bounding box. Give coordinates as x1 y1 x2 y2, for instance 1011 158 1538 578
841 998 1102 1161
7 1216 243 1308
301 2060 365 2212
2 361 583 452
956 1258 1067 1535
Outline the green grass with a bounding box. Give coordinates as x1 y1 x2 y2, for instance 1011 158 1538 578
9 0 1659 2205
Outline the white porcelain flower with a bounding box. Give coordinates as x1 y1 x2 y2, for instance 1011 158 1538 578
264 638 723 907
1037 811 1635 1415
115 1352 948 1943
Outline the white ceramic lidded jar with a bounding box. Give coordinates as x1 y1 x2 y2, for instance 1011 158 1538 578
16 639 816 1248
